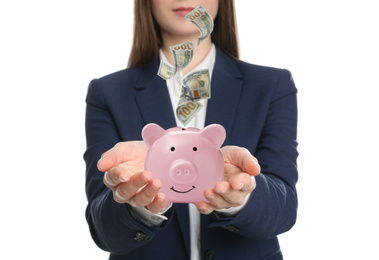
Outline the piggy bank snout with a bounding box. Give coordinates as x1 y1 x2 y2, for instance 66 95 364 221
169 160 197 184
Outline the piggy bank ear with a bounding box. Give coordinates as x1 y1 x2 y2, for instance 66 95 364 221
141 123 166 148
200 124 226 148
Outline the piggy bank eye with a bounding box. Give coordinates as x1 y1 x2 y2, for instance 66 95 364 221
171 147 175 152
192 147 197 152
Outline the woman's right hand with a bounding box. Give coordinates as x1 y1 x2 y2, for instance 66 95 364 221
97 141 166 214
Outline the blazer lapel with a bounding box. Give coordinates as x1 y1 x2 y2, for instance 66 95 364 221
205 48 243 145
134 60 177 129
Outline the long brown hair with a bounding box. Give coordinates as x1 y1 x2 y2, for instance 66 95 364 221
127 0 239 68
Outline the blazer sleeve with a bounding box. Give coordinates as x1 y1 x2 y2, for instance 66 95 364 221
209 69 299 240
83 79 175 254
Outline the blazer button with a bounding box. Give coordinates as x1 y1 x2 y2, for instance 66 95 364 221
133 231 149 242
205 249 216 260
224 224 239 232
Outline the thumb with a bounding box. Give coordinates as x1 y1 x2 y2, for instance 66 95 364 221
97 141 147 172
221 146 260 176
97 144 123 172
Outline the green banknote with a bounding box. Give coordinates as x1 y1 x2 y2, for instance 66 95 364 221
185 5 214 46
157 60 175 80
170 42 194 73
157 42 194 80
178 69 210 105
176 101 203 126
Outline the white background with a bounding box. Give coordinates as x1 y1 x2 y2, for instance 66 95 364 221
1 1 378 259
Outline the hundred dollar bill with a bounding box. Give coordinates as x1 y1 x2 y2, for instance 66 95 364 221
178 69 210 105
170 42 194 73
176 101 203 126
185 5 214 46
157 60 175 80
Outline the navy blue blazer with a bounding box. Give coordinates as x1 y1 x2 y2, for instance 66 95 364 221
84 47 298 260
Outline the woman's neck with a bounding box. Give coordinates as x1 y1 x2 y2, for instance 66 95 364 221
161 34 213 75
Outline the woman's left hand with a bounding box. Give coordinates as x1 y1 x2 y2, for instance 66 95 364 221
196 146 261 215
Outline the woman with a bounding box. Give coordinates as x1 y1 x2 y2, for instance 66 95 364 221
84 0 298 259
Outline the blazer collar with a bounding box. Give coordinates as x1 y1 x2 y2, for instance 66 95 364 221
205 47 243 145
134 59 177 129
134 46 243 144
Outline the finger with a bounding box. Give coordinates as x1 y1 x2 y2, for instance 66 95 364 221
147 192 166 214
113 171 152 203
218 174 256 206
214 181 230 195
130 179 162 207
196 200 215 215
216 189 245 207
103 164 131 188
204 188 229 209
212 181 246 207
104 171 119 188
230 173 256 192
212 179 254 209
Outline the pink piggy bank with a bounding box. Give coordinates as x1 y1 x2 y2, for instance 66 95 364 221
142 123 226 209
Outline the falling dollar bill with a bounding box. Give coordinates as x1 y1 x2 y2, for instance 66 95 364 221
185 5 214 46
170 42 194 73
176 101 203 126
157 42 194 80
157 60 175 80
178 69 210 105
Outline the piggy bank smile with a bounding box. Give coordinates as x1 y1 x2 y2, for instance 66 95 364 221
171 185 196 193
